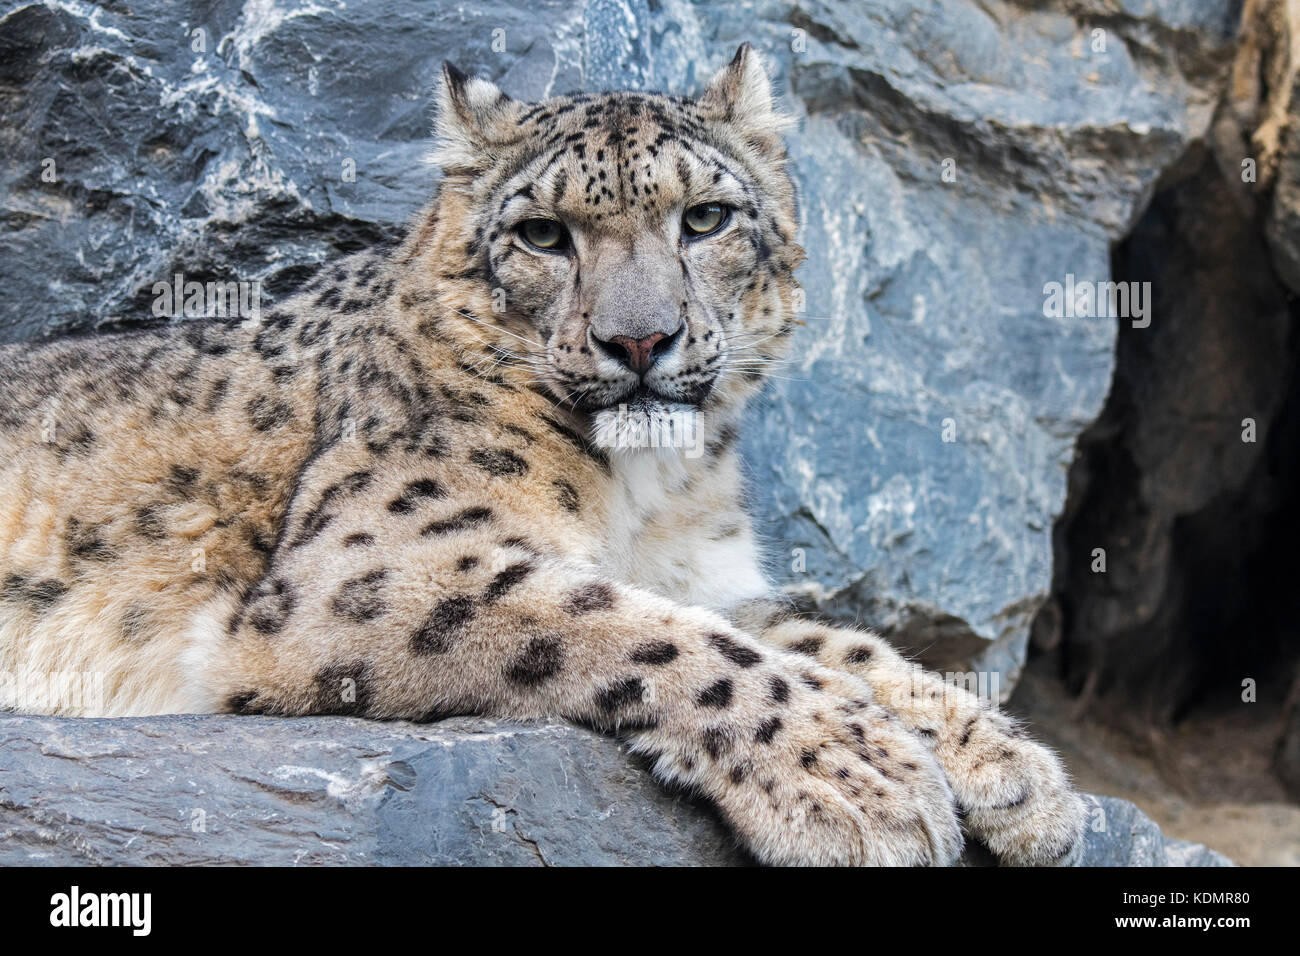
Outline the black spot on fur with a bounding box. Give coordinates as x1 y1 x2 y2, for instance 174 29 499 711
801 672 825 691
335 471 375 496
483 560 534 603
595 676 645 713
314 287 342 310
958 716 979 747
755 716 782 744
387 478 446 514
168 464 200 494
697 678 734 709
705 422 739 457
1 574 69 611
768 675 790 703
498 536 539 554
630 640 679 665
135 504 166 540
247 395 293 431
411 596 476 654
470 448 529 478
562 582 615 614
311 661 373 717
66 518 116 562
502 423 533 444
845 645 874 665
290 508 335 548
553 479 580 513
505 635 564 685
800 748 818 768
203 377 231 412
707 632 761 667
420 506 493 537
702 726 733 759
456 555 479 572
244 577 297 635
788 636 824 657
343 533 374 547
248 527 274 556
55 425 96 457
330 570 388 623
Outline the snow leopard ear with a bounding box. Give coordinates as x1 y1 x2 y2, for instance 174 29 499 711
431 62 524 174
697 43 793 155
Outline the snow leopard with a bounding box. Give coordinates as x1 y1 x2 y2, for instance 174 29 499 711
0 44 1085 866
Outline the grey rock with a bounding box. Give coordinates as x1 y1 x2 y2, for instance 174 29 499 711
1071 795 1234 868
0 714 1231 866
743 0 1238 687
0 0 1244 691
0 715 749 866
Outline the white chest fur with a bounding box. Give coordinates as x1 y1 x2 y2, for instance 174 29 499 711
594 449 772 614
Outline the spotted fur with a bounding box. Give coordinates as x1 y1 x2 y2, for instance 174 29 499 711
0 45 1083 866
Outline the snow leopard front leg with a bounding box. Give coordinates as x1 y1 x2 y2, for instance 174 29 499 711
212 459 962 866
731 599 1087 865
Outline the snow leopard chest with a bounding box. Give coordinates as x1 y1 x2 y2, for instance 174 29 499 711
593 451 769 614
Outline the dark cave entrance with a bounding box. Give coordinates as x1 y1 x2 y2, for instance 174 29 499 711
1029 143 1300 793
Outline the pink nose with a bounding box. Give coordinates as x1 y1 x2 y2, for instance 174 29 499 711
600 332 669 375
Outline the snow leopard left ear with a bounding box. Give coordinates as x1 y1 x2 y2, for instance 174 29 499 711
697 43 793 155
431 62 525 174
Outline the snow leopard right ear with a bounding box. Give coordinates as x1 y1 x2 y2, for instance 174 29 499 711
431 62 524 174
697 43 793 157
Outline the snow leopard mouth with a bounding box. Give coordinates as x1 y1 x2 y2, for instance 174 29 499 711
621 387 679 413
583 381 715 416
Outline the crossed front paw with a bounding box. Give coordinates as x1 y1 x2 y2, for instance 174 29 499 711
938 710 1086 865
706 684 964 866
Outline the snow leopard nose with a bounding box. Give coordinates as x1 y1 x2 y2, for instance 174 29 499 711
593 326 684 376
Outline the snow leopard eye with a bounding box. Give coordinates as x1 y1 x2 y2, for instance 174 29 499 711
518 218 570 252
682 202 731 238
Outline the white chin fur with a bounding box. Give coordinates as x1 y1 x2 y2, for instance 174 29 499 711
592 401 704 458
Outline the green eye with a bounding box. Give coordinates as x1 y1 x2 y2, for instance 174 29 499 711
519 219 568 251
682 202 730 238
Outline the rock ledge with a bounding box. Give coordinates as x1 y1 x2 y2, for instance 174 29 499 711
0 715 1232 866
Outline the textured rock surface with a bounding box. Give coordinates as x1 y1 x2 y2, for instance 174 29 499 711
0 714 1232 866
0 0 1243 689
741 0 1239 685
1069 793 1234 868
